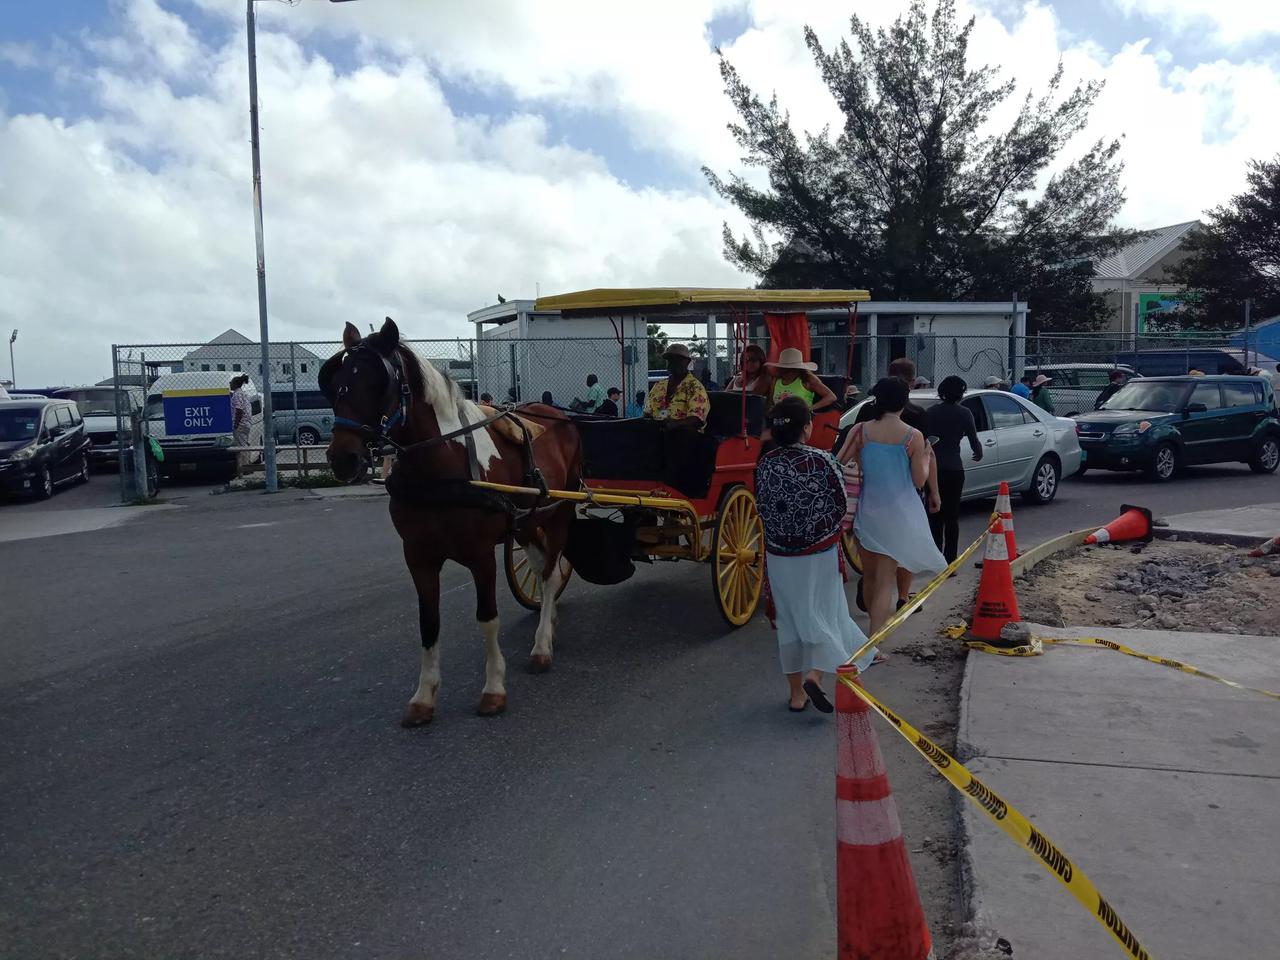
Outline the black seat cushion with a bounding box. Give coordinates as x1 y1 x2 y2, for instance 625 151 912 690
705 391 765 438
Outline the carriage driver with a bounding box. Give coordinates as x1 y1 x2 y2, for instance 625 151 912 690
644 343 710 430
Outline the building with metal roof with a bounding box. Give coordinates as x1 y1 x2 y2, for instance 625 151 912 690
1091 220 1201 335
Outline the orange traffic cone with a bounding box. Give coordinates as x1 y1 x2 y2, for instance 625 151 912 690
970 519 1020 641
835 666 932 960
996 480 1018 559
1083 504 1153 546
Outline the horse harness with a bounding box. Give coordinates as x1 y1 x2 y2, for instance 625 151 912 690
331 345 550 516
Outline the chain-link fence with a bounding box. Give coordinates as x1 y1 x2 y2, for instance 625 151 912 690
107 330 1261 501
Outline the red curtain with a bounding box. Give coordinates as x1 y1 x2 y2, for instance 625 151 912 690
764 312 811 361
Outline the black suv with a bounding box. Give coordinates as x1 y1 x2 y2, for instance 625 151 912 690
1073 376 1280 481
0 399 93 499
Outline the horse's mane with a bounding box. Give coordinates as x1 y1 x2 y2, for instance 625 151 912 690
397 344 481 421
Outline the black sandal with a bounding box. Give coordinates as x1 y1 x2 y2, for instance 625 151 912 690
803 680 834 714
788 700 809 713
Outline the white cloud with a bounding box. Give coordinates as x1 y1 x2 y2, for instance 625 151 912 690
5 0 1280 384
1110 0 1280 44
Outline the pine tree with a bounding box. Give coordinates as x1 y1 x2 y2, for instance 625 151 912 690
703 0 1133 331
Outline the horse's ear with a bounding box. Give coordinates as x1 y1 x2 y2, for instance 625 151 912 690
378 317 400 353
342 322 361 350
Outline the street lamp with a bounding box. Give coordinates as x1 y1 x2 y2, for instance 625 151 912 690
8 329 15 388
246 0 357 492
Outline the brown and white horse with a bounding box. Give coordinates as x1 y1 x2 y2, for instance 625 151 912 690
321 319 581 726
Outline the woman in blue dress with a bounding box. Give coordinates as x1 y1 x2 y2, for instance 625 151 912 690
755 397 881 714
844 378 946 637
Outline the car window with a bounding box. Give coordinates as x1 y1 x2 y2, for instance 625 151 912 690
1189 383 1223 409
1221 382 1257 408
984 394 1030 429
299 391 329 410
962 396 989 432
56 405 75 428
1075 370 1111 388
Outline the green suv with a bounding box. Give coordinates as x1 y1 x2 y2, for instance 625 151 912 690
1073 375 1280 481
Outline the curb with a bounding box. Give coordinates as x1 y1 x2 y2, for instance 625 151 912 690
1008 528 1094 577
1153 527 1263 549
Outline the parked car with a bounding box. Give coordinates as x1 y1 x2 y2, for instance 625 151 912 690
839 388 1082 504
270 389 333 445
143 373 263 481
1023 363 1138 417
0 398 93 499
52 385 142 468
1114 347 1248 378
1073 375 1279 481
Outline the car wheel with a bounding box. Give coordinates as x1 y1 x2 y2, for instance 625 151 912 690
297 427 321 446
35 466 54 500
76 455 91 484
1146 442 1178 482
1250 435 1280 474
1022 456 1060 504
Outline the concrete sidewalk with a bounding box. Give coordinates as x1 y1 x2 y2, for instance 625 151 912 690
1161 501 1280 544
957 623 1279 959
0 504 180 543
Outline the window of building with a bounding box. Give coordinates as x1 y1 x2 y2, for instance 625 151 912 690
233 363 242 372
201 364 210 371
283 363 292 375
217 363 226 372
300 363 309 374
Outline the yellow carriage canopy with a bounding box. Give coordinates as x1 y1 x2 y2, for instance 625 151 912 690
533 287 870 318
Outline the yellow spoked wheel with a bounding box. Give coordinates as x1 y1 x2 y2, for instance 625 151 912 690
504 537 572 611
712 486 764 628
841 529 863 573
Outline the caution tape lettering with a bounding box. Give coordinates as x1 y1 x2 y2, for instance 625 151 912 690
915 735 951 768
1028 826 1074 883
1097 896 1151 960
963 777 1008 821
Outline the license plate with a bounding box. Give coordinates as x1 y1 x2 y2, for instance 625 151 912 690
180 462 198 472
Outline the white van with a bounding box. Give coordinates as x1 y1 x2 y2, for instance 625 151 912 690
144 372 263 480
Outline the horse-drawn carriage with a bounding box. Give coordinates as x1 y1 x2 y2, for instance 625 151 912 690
489 287 870 627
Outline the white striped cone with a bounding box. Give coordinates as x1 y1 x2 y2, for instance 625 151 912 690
1248 535 1280 558
996 482 1018 559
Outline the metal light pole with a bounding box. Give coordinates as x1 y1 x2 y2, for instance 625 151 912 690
8 329 16 387
245 0 357 493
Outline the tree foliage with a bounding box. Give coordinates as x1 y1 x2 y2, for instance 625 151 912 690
703 0 1133 331
1170 155 1280 329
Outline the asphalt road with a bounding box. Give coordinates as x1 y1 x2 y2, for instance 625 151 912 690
1 463 1276 959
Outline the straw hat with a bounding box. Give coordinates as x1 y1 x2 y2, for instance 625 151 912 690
662 343 692 360
1031 374 1053 387
766 347 817 372
983 375 1003 387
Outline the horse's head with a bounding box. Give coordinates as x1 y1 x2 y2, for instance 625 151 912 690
320 317 405 483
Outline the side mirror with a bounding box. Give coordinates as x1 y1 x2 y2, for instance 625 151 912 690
1184 402 1207 415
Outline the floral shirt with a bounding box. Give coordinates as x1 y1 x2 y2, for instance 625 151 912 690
644 373 709 425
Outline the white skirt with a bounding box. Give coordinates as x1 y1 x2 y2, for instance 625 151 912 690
768 547 878 675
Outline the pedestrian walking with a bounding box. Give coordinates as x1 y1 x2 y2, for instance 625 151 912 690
1029 374 1056 413
1094 369 1127 409
229 375 252 473
844 378 946 637
923 376 982 563
1012 373 1033 399
755 397 881 714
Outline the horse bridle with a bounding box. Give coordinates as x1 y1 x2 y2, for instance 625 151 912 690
330 345 411 453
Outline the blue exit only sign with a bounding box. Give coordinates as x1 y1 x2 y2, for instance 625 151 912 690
163 388 233 435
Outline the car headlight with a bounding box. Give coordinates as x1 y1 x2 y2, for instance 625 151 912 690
7 444 38 461
1113 421 1152 436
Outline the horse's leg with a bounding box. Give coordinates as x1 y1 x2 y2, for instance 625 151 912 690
527 519 567 674
470 548 506 717
401 557 443 728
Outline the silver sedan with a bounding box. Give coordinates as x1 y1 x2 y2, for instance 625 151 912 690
838 388 1083 504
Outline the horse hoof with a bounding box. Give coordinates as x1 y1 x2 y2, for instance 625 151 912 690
400 703 435 727
527 654 552 674
476 693 507 716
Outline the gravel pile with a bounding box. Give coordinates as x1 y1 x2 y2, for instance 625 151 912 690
1013 540 1280 636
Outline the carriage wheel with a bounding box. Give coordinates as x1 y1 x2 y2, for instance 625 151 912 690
504 536 572 611
712 486 764 628
841 530 863 574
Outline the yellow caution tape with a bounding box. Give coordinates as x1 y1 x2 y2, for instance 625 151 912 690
844 520 996 668
838 674 1154 960
966 635 1280 701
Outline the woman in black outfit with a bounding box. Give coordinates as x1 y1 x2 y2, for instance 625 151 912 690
922 376 983 562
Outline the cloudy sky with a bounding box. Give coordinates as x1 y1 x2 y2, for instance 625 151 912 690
3 0 1279 386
